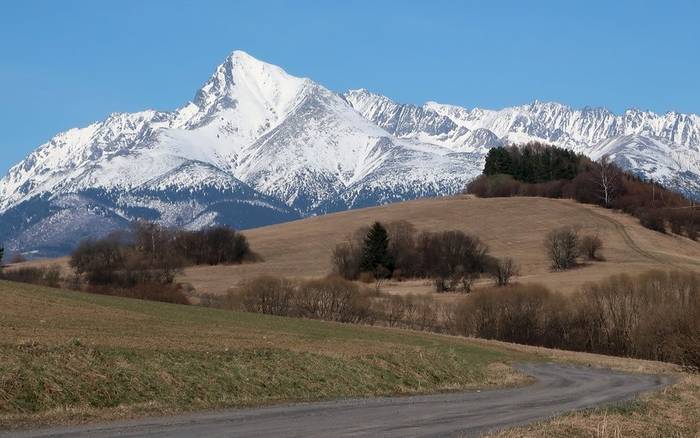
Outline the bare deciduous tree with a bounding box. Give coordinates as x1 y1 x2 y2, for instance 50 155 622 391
579 234 604 261
488 257 519 286
545 226 580 270
593 155 623 207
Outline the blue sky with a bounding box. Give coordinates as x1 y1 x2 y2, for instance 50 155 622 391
1 0 698 174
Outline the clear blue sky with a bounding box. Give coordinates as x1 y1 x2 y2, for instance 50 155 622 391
1 0 698 174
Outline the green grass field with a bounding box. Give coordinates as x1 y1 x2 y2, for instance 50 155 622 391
0 280 529 428
3 280 698 436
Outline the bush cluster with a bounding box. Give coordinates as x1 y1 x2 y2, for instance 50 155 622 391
228 275 375 324
331 221 514 291
0 266 61 288
56 221 254 304
71 221 253 286
544 226 604 270
227 274 457 332
173 226 254 266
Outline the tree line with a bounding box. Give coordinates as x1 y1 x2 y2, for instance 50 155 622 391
455 271 699 369
0 221 256 304
227 269 699 369
484 143 585 183
468 142 699 237
70 221 254 294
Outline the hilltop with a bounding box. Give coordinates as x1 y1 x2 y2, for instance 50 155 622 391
177 195 700 296
23 195 700 298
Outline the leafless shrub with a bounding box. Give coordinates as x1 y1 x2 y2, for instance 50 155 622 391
487 257 519 286
228 275 374 324
545 226 580 270
579 234 604 261
455 284 563 345
574 271 700 367
385 220 418 274
331 241 362 280
0 265 61 288
453 271 700 368
229 275 295 316
402 294 438 331
376 295 407 327
295 276 374 323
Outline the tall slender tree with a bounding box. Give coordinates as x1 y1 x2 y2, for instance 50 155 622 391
593 155 623 207
360 222 394 276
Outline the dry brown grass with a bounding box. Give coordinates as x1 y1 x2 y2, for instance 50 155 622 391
18 196 700 300
179 196 700 297
485 374 700 438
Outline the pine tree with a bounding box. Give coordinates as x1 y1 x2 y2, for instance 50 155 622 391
483 148 512 175
359 222 394 275
0 246 4 266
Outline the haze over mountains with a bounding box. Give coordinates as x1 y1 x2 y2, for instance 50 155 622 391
2 50 700 256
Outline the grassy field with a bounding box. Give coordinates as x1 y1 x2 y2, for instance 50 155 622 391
1 280 698 436
181 195 700 297
0 280 530 429
7 195 700 435
21 196 700 300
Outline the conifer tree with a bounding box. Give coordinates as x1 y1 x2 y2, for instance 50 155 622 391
359 222 394 276
483 148 513 175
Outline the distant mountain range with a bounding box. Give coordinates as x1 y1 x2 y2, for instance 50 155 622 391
2 51 699 256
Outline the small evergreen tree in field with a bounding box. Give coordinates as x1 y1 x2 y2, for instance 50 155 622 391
360 222 394 276
0 246 4 266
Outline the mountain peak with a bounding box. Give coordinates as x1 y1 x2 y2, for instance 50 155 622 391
189 51 309 127
228 49 256 62
224 50 282 73
4 51 700 257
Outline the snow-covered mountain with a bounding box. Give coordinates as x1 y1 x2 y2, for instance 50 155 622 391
345 89 700 196
2 51 699 256
0 51 480 256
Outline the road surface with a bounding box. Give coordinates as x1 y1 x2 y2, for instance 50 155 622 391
3 363 672 438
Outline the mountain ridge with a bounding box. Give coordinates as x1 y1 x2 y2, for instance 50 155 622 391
2 50 699 256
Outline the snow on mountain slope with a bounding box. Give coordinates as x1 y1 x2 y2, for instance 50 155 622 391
345 89 503 153
587 135 700 196
0 51 471 255
423 100 700 152
2 50 700 256
346 90 700 196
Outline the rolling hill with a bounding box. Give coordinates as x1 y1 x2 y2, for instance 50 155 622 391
23 195 700 298
176 195 700 297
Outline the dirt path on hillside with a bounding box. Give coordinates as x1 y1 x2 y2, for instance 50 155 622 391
575 203 700 272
